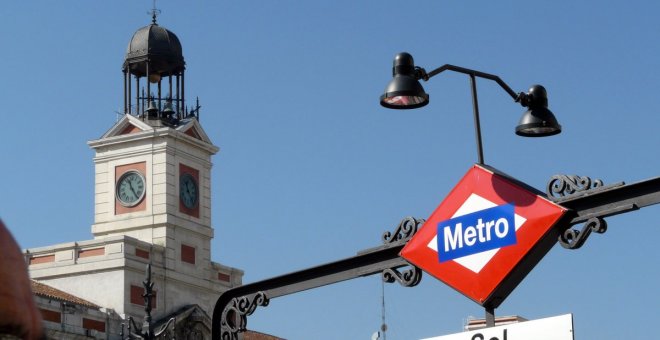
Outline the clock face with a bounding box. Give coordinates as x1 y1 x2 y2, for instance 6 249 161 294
180 173 199 209
116 170 146 207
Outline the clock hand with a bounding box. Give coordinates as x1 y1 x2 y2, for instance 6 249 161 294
128 180 138 198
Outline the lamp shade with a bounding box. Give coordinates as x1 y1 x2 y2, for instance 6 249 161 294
515 85 561 137
380 52 429 109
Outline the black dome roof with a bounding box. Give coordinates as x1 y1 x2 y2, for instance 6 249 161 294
123 23 185 77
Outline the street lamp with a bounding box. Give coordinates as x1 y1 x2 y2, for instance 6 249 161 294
210 52 660 339
380 52 562 164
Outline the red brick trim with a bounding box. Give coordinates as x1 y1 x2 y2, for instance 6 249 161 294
135 248 150 259
78 247 105 258
181 244 196 265
29 254 55 265
130 285 156 308
82 318 106 332
185 127 202 140
218 272 231 282
119 124 141 135
39 308 61 323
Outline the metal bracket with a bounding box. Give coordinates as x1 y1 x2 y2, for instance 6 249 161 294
559 217 608 250
382 216 424 244
220 292 270 340
547 174 603 200
381 217 424 287
212 217 424 339
207 173 660 338
382 266 422 287
546 175 614 250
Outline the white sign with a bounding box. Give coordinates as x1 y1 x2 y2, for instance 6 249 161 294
421 314 573 340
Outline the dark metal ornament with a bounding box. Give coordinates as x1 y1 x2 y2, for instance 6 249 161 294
559 217 608 250
382 217 424 287
382 266 422 287
122 15 188 122
120 264 176 339
546 175 612 249
220 293 270 340
212 217 423 339
382 216 425 244
546 174 604 200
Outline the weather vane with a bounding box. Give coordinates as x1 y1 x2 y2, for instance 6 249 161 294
149 0 161 24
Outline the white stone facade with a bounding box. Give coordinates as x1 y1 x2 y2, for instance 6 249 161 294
35 293 120 339
27 235 240 321
27 115 243 338
88 115 218 243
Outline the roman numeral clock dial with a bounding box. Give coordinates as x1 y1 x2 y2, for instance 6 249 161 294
179 173 199 209
116 170 146 207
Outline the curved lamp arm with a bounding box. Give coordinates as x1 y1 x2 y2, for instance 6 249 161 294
417 64 529 106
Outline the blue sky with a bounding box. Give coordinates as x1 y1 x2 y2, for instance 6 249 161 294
2 1 660 339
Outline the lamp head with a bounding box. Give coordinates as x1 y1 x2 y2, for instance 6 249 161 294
380 52 429 109
516 85 562 137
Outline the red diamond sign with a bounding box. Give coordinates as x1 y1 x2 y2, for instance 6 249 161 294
400 164 568 308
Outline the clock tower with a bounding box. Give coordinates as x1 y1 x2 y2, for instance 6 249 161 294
24 16 241 331
89 19 217 252
88 113 218 247
84 14 235 289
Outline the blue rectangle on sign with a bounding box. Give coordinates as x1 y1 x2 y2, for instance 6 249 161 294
437 204 517 262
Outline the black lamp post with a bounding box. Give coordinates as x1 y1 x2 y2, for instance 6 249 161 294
380 52 562 164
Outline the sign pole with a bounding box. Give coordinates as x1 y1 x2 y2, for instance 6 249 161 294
468 74 485 165
485 307 495 327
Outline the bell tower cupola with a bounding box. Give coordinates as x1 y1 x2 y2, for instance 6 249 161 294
123 12 192 123
89 14 217 248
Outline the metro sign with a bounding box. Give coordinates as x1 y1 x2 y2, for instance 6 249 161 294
401 164 568 308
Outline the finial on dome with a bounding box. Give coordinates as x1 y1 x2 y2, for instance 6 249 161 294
149 0 161 25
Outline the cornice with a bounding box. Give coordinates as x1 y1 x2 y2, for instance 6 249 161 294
89 127 219 155
91 143 214 167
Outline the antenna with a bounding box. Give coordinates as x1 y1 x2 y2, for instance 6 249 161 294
380 278 387 340
148 0 161 24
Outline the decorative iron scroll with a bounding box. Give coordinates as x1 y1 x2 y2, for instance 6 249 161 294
559 217 608 250
215 217 426 339
383 266 422 287
221 292 269 340
547 175 604 200
382 217 425 244
153 318 176 339
381 217 424 287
